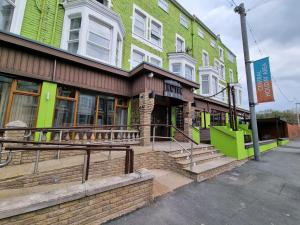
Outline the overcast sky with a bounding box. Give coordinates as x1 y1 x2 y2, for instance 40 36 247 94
177 0 299 112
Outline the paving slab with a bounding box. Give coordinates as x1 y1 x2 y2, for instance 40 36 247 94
105 139 300 225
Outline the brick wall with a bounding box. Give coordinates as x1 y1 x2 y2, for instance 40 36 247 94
0 172 153 225
287 124 300 139
0 151 183 190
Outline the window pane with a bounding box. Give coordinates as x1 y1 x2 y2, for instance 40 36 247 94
212 77 218 94
77 93 96 126
176 38 184 52
0 0 15 32
69 30 79 41
97 96 115 126
202 75 209 95
0 76 12 127
151 20 161 46
88 32 110 49
9 94 39 128
68 42 79 54
185 65 193 80
86 42 110 62
150 57 161 67
57 86 76 98
132 50 144 68
134 10 146 37
116 108 127 127
53 100 75 127
16 80 39 93
70 17 81 30
172 63 181 75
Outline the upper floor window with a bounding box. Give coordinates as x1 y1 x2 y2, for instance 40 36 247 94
96 0 109 7
86 17 112 63
229 69 234 83
0 0 26 34
68 17 81 54
134 9 147 38
176 34 185 52
131 44 162 69
172 63 182 75
198 28 205 39
218 46 224 61
158 0 169 12
210 39 216 48
169 52 196 81
180 14 189 28
212 76 218 95
219 64 225 80
150 20 162 47
0 0 15 32
201 74 209 95
132 5 163 50
62 0 125 67
185 65 194 81
202 50 209 67
227 51 235 63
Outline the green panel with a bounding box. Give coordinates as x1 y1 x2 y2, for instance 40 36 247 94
192 126 200 144
21 0 64 47
36 82 57 128
171 106 176 137
278 139 289 146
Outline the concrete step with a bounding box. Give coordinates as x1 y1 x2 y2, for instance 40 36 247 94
169 149 219 160
176 153 224 167
168 145 215 155
183 157 237 182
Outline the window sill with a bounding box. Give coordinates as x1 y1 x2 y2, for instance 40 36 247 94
132 33 163 52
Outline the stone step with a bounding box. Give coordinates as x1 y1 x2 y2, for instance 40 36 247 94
170 149 218 160
168 145 214 155
176 153 224 166
183 157 237 182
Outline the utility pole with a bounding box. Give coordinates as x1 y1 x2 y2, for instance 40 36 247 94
235 3 260 161
296 103 300 127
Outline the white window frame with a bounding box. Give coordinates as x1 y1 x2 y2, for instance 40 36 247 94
158 0 169 13
67 15 82 54
180 13 189 28
1 0 27 34
200 74 210 95
227 51 236 63
202 50 209 67
219 63 225 81
61 1 125 68
132 4 163 51
175 33 185 53
218 84 226 102
210 39 216 48
198 27 205 39
218 46 224 61
130 44 162 69
229 69 234 83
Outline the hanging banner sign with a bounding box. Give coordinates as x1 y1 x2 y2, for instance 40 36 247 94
253 57 275 103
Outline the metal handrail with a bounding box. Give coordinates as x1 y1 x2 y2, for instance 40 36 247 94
0 139 134 182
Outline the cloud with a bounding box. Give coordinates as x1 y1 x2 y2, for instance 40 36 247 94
177 0 299 111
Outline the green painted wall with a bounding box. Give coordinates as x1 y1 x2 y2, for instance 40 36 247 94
278 139 289 146
36 82 57 128
211 126 278 160
192 126 200 144
21 0 64 47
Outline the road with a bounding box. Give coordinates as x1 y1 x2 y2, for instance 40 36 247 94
105 139 300 225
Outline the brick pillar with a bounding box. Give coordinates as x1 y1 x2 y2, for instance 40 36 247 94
139 92 154 146
183 102 194 139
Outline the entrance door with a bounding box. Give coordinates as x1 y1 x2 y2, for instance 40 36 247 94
151 105 170 139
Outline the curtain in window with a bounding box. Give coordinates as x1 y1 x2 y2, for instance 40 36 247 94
9 94 39 128
53 100 75 127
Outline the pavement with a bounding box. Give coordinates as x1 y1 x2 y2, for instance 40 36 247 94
105 139 300 225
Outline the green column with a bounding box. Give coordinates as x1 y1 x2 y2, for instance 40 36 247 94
36 82 57 128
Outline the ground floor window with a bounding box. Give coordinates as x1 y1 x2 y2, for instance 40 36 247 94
175 106 184 130
53 85 128 128
193 110 202 127
0 76 41 128
210 110 226 126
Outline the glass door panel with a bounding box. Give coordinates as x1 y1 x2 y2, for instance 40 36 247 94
76 93 96 126
0 76 12 127
53 99 75 127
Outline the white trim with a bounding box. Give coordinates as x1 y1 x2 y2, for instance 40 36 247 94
180 13 189 29
229 68 234 83
198 27 205 39
175 33 185 52
210 39 216 48
61 0 125 67
9 0 27 35
202 50 209 67
158 0 169 13
132 4 163 52
130 44 162 69
218 46 224 62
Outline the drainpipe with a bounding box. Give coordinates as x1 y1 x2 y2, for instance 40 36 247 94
51 0 61 45
191 18 195 57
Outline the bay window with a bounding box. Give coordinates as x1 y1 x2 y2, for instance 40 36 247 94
132 5 163 50
212 76 218 95
201 74 209 95
220 64 225 80
62 0 125 67
169 52 196 81
86 18 111 63
185 65 194 80
68 17 81 54
172 63 182 75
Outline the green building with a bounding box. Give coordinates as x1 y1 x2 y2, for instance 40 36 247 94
0 0 247 144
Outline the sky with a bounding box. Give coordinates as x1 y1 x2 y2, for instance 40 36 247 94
176 0 299 112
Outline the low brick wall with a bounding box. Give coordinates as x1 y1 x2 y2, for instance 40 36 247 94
287 124 300 139
0 170 154 225
0 151 183 190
